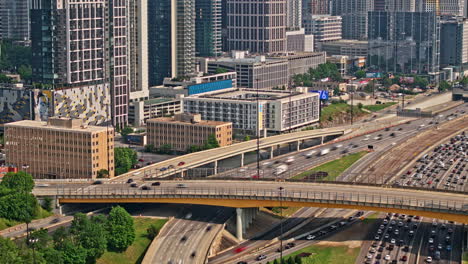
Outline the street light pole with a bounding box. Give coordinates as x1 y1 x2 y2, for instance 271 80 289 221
29 238 38 264
279 186 284 263
256 78 261 179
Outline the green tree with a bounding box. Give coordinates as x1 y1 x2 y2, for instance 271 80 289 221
439 80 452 92
1 171 35 192
355 70 366 79
0 192 37 221
120 126 133 142
76 217 108 262
107 206 135 251
18 65 32 81
144 144 155 153
273 259 279 264
157 144 172 154
97 169 109 178
114 147 138 175
414 75 429 88
57 240 88 264
244 135 251 141
460 76 468 86
295 255 303 264
0 236 23 264
0 73 12 83
42 197 53 212
207 134 220 148
333 87 340 96
0 40 32 72
287 256 295 264
147 224 160 240
358 103 363 109
40 248 64 264
215 68 228 74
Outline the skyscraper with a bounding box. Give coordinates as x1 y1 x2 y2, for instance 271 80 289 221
332 0 374 40
0 0 31 42
195 0 222 57
30 0 129 127
148 0 196 85
287 0 302 30
416 0 465 16
440 16 468 68
128 0 149 101
226 0 287 53
368 11 440 77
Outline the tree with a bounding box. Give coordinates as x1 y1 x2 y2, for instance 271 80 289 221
1 171 35 192
0 236 23 264
215 68 228 74
147 224 160 240
120 126 133 142
40 248 64 264
439 80 452 92
273 259 279 264
206 134 220 148
355 70 366 79
244 135 251 141
0 73 12 83
333 87 340 96
77 218 108 262
42 197 53 212
0 192 38 221
460 76 468 86
295 255 303 264
144 144 155 153
287 257 295 264
97 169 109 178
107 206 135 251
114 147 138 175
30 228 51 251
18 65 32 81
157 144 172 154
57 240 88 264
358 103 364 109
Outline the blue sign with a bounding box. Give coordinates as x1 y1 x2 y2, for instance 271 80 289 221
309 90 329 100
366 72 382 78
187 79 233 95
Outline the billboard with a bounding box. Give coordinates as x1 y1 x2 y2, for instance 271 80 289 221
309 90 329 100
399 77 415 84
366 72 382 78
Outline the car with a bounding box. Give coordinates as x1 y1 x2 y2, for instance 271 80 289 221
141 185 151 190
50 218 61 224
306 234 316 240
384 234 390 239
369 248 376 253
376 253 382 259
138 159 144 162
448 228 453 234
374 235 381 240
93 180 103 185
146 162 152 165
437 244 442 250
391 260 397 264
127 178 134 183
446 245 452 251
409 230 414 237
390 239 396 244
401 256 408 262
371 242 378 248
190 252 196 258
384 255 391 261
130 183 138 188
426 256 433 263
256 255 267 261
151 182 161 186
237 262 248 264
403 246 409 252
428 238 434 244
234 247 247 253
176 184 188 188
36 183 50 187
206 226 212 231
160 167 167 171
366 254 373 259
378 247 384 252
178 161 186 166
168 165 175 169
180 236 187 242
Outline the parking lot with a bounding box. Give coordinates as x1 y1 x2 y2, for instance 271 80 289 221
394 129 467 192
361 214 461 264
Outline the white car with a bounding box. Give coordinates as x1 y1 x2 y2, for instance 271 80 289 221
390 238 396 244
384 255 391 261
428 238 434 244
426 256 433 263
306 235 316 240
366 254 373 259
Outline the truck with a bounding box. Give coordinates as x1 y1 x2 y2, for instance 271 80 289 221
274 165 288 176
320 149 330 156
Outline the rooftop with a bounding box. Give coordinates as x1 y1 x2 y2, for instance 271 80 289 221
193 89 310 101
143 98 178 105
147 117 230 127
5 120 109 133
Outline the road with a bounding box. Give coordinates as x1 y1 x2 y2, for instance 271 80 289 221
144 205 233 264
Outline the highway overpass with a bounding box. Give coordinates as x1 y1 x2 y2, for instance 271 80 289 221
42 181 468 224
114 127 348 179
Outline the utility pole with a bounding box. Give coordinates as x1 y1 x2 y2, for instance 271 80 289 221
288 78 293 133
256 78 261 179
350 91 354 125
279 186 284 263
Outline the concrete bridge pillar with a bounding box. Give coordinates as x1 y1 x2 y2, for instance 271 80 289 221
296 140 301 151
321 136 324 145
240 153 245 167
236 208 243 241
213 160 218 175
270 146 274 159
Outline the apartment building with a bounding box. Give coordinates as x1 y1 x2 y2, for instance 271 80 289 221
146 113 232 152
4 118 114 179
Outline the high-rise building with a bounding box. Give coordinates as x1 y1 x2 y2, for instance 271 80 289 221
148 0 196 85
128 0 149 102
440 16 468 67
416 0 465 16
302 0 329 16
195 0 222 57
287 0 302 30
0 0 31 43
385 0 416 11
30 0 129 127
332 0 373 40
303 15 342 49
368 11 440 77
226 0 287 53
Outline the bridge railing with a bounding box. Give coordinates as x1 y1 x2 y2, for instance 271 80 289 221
56 186 468 215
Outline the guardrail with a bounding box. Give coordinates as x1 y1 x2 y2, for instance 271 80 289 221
55 187 468 216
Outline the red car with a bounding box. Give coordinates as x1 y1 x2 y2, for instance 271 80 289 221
178 161 186 166
138 159 144 162
401 256 407 262
234 247 247 253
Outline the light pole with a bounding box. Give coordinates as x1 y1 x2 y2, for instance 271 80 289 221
29 238 38 264
278 186 284 263
256 78 261 179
